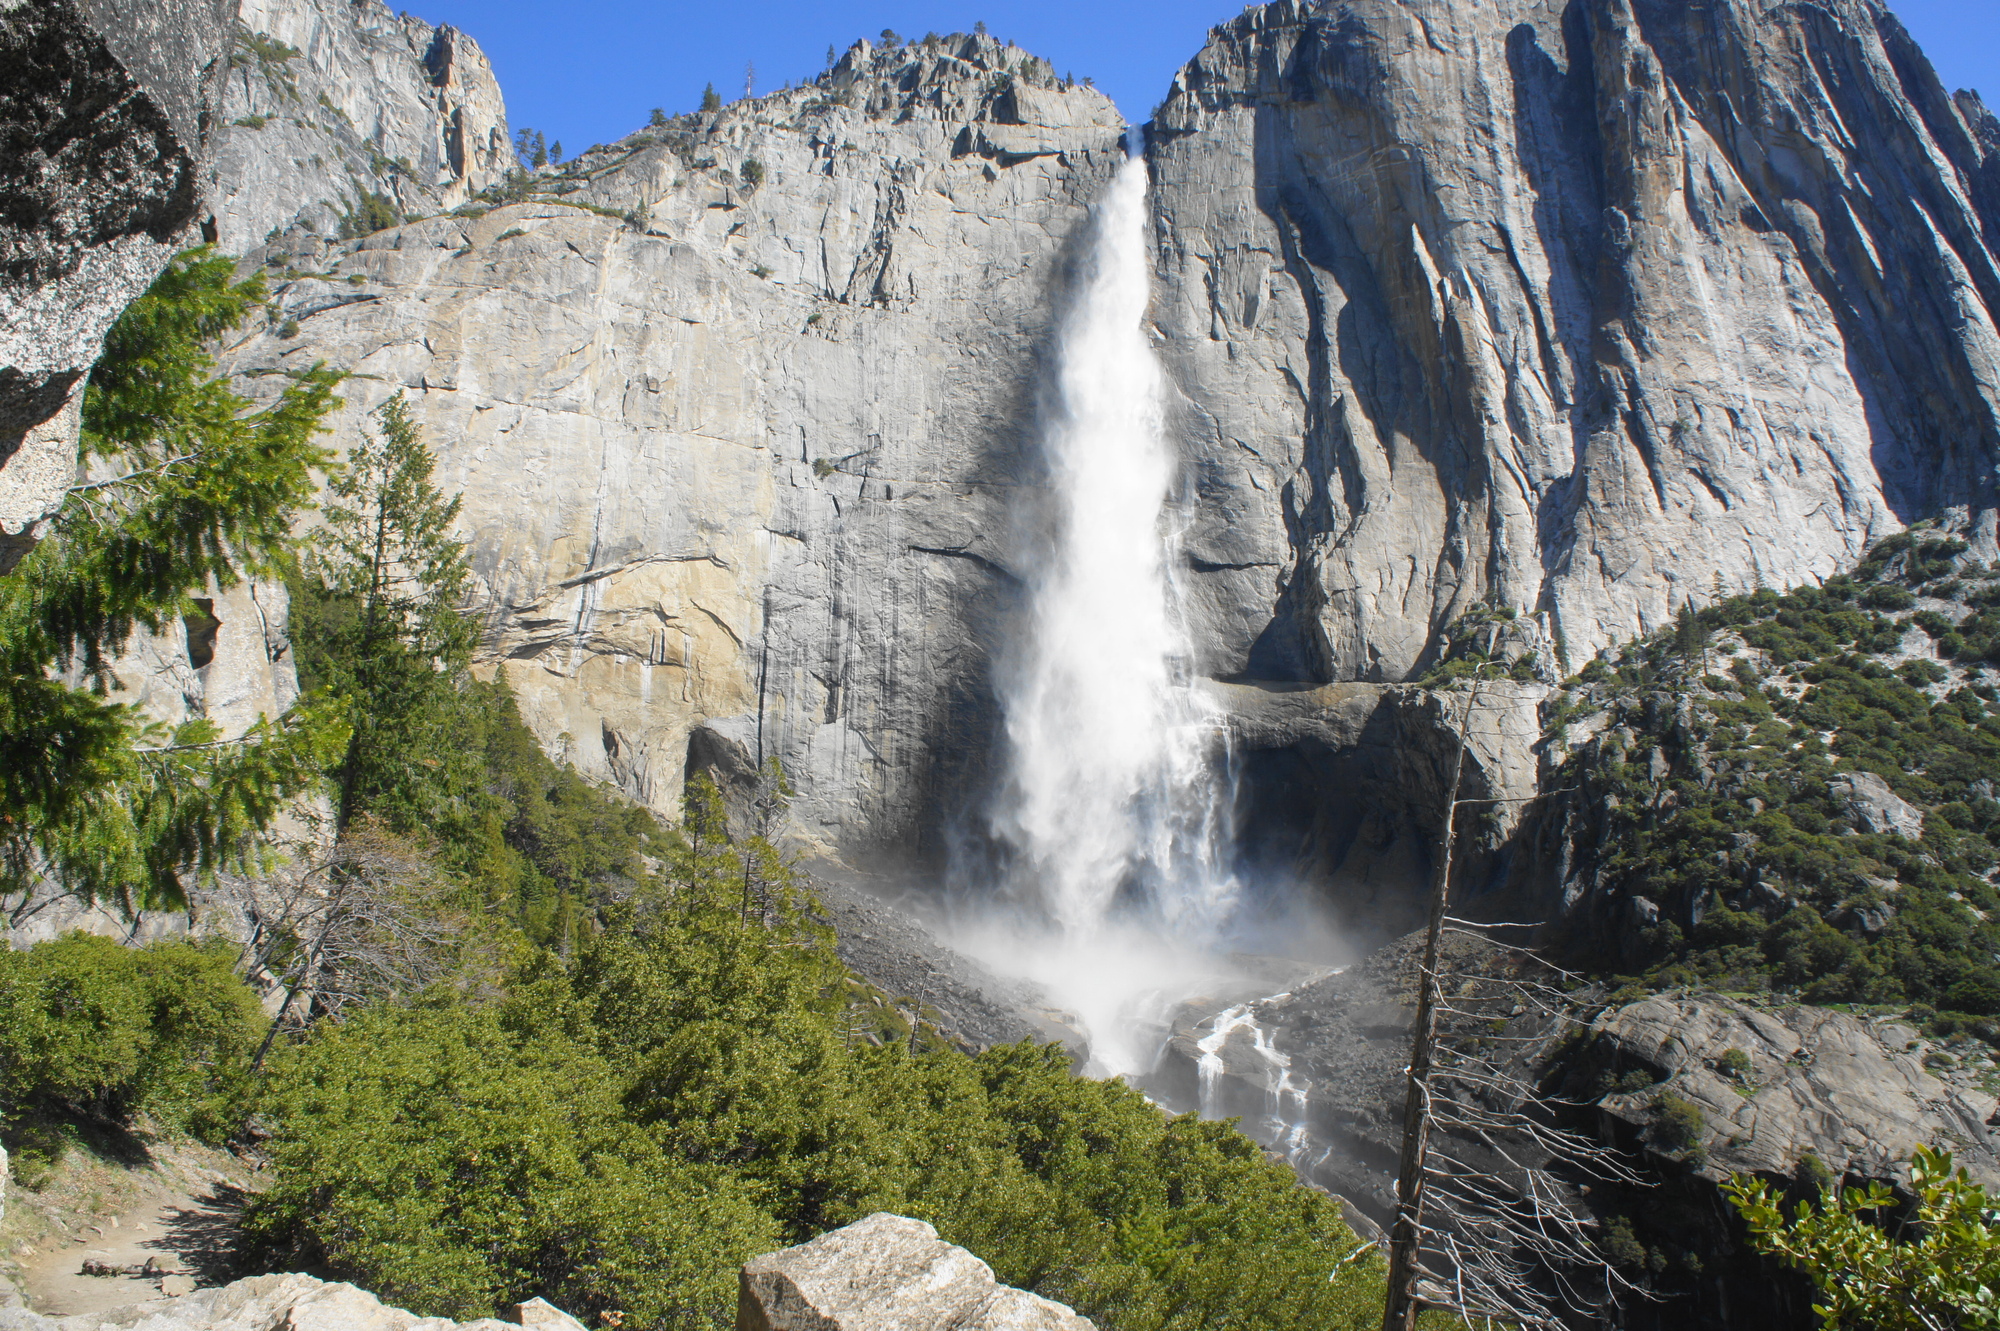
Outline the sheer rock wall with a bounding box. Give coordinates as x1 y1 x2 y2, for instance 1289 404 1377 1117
210 0 2000 865
215 0 509 254
1151 0 2000 684
215 35 1124 851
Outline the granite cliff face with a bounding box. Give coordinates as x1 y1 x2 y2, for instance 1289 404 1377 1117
1150 0 2000 684
208 0 2000 866
215 0 508 254
215 35 1124 850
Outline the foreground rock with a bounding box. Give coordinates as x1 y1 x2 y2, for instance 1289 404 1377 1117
0 0 231 569
738 1214 1093 1331
0 1273 583 1331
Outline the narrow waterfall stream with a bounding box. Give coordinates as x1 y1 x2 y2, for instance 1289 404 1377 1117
955 132 1255 1079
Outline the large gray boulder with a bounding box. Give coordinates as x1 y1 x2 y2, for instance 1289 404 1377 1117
0 0 231 570
1830 770 1926 841
737 1214 1094 1331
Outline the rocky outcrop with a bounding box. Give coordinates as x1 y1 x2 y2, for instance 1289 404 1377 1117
1153 939 1999 1329
1149 0 2000 683
0 0 231 570
214 0 508 254
216 34 1125 850
737 1214 1094 1331
1591 994 2000 1187
0 1274 585 1331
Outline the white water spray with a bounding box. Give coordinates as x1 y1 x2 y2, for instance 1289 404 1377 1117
972 133 1244 1074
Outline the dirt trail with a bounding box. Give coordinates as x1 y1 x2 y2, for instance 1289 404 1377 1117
1 1131 257 1318
16 1182 244 1316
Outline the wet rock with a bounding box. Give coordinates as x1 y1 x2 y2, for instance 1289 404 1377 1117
737 1213 1094 1331
809 872 1041 1053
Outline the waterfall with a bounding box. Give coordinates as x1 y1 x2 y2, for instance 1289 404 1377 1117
973 131 1242 1075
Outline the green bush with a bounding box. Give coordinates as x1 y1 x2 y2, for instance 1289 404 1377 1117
1548 530 2000 1006
0 934 260 1124
1653 1092 1705 1155
248 1001 775 1325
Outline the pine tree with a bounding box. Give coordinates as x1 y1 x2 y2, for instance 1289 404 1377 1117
649 107 667 128
294 393 476 835
0 248 347 915
548 141 563 164
701 83 721 113
1674 597 1707 664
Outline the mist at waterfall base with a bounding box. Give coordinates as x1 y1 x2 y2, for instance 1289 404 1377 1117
944 134 1350 1081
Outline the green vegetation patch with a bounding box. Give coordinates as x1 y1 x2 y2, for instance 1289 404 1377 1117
1545 529 2000 1017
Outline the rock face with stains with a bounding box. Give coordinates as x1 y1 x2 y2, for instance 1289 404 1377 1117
1591 994 2000 1187
1148 0 2000 684
215 33 1126 853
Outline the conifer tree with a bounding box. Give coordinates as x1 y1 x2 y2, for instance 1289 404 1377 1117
294 393 476 834
701 83 722 113
0 248 346 914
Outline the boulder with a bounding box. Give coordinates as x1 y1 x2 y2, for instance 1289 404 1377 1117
737 1214 1094 1331
1830 771 1927 841
0 0 231 570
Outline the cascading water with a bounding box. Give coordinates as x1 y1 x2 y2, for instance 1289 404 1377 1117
966 130 1246 1076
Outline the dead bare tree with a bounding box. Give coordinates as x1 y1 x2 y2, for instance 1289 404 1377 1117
244 822 465 1066
1381 680 1651 1331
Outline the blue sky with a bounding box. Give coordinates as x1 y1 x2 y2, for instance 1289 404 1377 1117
408 0 2000 157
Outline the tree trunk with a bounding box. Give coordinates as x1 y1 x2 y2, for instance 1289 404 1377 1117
1381 688 1475 1331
